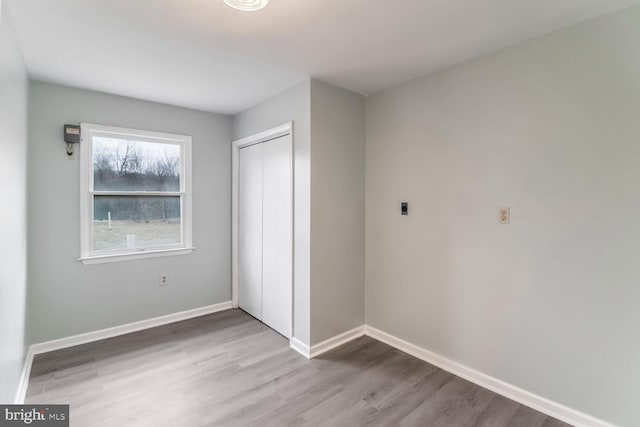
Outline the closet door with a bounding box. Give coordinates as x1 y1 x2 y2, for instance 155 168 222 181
238 143 263 320
261 135 292 337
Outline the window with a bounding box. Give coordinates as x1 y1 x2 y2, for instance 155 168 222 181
79 123 193 264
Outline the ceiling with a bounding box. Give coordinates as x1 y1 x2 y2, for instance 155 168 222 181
7 0 639 115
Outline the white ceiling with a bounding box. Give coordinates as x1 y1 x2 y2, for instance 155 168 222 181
7 0 639 115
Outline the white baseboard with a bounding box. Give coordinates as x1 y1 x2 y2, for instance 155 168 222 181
13 308 616 427
310 326 365 358
291 325 616 427
290 337 311 358
14 301 233 403
14 346 35 404
289 326 366 359
364 325 617 427
30 301 232 355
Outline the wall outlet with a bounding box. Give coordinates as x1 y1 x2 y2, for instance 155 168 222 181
160 274 169 286
499 207 510 224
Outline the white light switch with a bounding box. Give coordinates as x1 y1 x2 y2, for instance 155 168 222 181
499 207 510 224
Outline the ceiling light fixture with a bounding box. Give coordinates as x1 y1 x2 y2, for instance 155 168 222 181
223 0 269 12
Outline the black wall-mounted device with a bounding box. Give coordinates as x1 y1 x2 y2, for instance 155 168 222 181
401 202 408 216
64 125 81 144
63 125 81 156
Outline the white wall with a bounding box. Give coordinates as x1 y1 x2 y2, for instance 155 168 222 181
0 0 28 403
310 80 365 344
27 81 232 344
366 6 640 427
232 81 312 345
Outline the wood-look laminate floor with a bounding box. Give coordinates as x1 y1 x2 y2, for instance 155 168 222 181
26 309 571 427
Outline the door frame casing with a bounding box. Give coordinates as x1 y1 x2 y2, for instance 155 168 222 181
231 122 293 335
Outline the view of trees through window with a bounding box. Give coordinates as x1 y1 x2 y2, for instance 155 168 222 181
92 137 182 251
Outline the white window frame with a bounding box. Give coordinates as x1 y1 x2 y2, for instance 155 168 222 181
78 123 194 265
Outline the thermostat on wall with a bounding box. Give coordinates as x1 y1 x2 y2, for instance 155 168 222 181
401 202 408 216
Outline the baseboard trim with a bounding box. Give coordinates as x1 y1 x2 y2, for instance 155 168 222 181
13 310 616 427
289 326 366 359
310 326 365 358
290 337 311 358
14 301 233 403
291 324 616 426
14 346 35 404
364 325 616 427
30 301 233 355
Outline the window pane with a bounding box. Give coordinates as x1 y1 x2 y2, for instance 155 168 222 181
93 137 181 191
93 196 181 251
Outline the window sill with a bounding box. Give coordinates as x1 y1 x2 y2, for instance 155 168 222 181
78 247 195 265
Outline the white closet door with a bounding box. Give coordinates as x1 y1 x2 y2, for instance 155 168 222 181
261 135 292 338
238 143 263 320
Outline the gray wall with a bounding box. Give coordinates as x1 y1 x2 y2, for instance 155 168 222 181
310 80 365 344
0 0 28 403
365 6 640 426
27 81 232 344
232 81 312 346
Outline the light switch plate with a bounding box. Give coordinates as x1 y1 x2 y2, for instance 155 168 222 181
499 207 510 224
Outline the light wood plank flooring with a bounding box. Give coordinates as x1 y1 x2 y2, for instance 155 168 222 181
26 309 572 426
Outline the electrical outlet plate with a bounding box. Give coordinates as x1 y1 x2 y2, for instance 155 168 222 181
160 274 169 286
499 207 510 224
